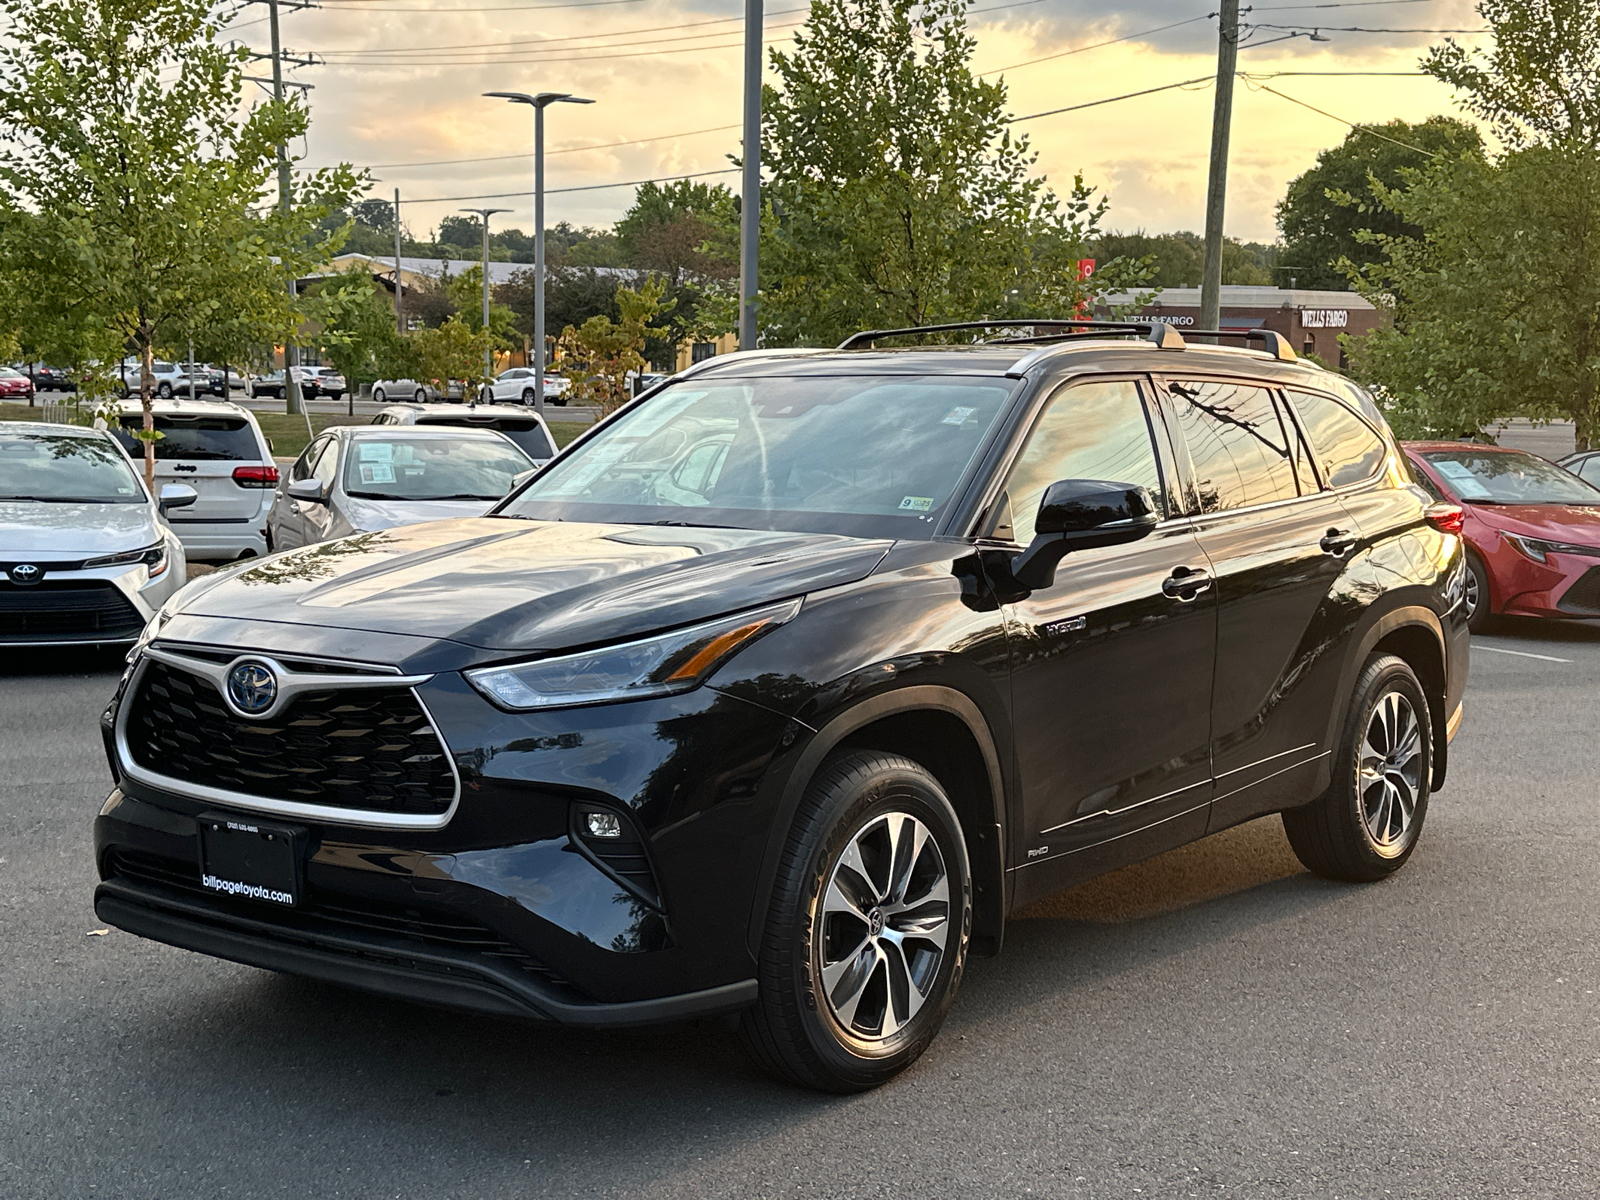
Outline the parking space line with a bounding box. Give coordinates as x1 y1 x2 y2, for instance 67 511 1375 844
1475 644 1574 663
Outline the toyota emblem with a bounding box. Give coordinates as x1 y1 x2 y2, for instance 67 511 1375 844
8 563 42 585
226 660 279 716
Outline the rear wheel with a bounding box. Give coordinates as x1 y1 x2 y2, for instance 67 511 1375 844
740 751 971 1092
521 387 535 404
275 386 286 400
1464 551 1494 633
413 388 426 403
1283 653 1432 882
372 387 386 403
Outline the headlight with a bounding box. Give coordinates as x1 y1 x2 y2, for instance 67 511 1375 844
85 541 168 578
466 598 802 712
1502 534 1600 564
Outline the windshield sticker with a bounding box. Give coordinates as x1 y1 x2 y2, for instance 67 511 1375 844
359 442 394 463
899 496 935 512
942 406 978 426
359 463 395 484
1431 460 1493 498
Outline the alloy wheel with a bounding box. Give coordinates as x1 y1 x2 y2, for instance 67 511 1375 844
817 812 951 1044
1463 568 1480 620
1359 691 1424 848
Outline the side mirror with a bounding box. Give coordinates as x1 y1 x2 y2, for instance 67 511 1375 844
157 483 198 514
1010 479 1160 591
287 478 328 504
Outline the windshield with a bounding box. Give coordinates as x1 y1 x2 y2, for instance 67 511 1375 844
0 430 144 503
112 415 260 461
344 435 533 501
1421 450 1600 505
500 375 1015 537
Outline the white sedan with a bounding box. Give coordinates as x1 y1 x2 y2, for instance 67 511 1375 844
370 377 436 404
0 422 194 647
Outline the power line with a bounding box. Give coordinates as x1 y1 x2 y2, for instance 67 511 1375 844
1243 79 1447 155
1008 75 1216 124
1250 23 1490 31
319 24 804 60
979 14 1212 77
322 7 805 54
320 34 788 64
399 166 739 205
298 122 740 169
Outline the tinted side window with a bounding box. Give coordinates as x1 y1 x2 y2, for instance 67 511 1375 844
1168 381 1299 512
1286 389 1387 488
1002 380 1164 545
1576 457 1600 488
311 439 340 487
1408 461 1448 501
291 438 326 482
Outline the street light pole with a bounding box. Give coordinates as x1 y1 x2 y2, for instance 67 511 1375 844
739 0 762 351
1198 0 1240 340
485 91 594 416
461 206 510 396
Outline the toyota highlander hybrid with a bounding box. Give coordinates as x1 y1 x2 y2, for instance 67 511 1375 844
93 321 1469 1092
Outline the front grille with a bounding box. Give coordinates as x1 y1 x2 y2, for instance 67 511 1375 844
0 580 144 641
1558 566 1600 615
106 847 574 993
126 660 455 815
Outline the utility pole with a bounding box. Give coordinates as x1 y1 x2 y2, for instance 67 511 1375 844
1198 0 1239 340
739 0 762 351
265 0 306 417
461 207 509 396
393 188 406 335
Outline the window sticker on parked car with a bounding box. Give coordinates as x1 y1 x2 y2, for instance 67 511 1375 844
942 406 977 426
899 496 935 511
358 463 395 484
359 443 394 463
1431 460 1493 499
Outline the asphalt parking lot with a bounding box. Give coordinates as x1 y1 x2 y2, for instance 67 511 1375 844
4 621 1599 1199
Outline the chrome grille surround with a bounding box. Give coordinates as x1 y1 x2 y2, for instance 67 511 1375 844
115 642 461 831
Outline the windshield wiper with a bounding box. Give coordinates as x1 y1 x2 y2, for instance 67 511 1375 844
0 494 124 503
345 490 400 499
418 493 503 501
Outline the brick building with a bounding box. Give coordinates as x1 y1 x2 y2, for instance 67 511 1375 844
1097 286 1384 367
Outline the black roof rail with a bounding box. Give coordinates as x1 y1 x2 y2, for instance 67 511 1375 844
836 319 1187 351
1180 328 1298 362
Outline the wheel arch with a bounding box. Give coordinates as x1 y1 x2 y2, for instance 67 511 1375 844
748 685 1009 960
1332 605 1450 793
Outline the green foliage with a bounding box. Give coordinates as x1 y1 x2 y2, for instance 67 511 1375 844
1426 0 1600 150
615 180 739 281
555 279 667 413
412 314 496 396
0 0 361 484
757 0 1150 346
314 265 407 387
1275 117 1485 289
1090 231 1274 289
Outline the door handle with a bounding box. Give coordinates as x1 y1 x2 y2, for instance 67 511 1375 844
1320 528 1359 556
1162 567 1213 600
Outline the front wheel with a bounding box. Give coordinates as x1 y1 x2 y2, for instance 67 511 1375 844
275 387 286 400
413 388 426 403
1283 653 1432 882
371 388 386 404
157 383 172 398
1464 551 1494 634
521 387 535 404
740 751 971 1092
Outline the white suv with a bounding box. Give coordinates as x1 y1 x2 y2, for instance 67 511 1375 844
482 368 572 405
115 361 187 399
108 398 278 561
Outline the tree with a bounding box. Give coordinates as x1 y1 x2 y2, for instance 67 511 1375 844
1276 117 1485 289
1344 0 1600 446
615 180 739 282
757 0 1149 346
554 279 667 413
1089 231 1273 288
413 314 495 399
314 264 409 390
0 0 359 486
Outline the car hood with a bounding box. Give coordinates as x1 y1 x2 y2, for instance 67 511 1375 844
0 501 157 556
181 517 893 651
1470 503 1600 542
341 495 501 532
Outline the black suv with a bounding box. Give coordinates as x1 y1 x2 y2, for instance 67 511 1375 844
94 321 1469 1092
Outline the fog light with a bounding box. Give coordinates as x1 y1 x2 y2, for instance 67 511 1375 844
583 811 622 839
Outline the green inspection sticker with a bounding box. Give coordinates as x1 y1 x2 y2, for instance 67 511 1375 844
899 496 935 512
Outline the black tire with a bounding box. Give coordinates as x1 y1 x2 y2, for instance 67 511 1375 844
521 387 535 404
276 387 286 400
1464 550 1495 634
740 750 971 1093
372 388 386 404
157 382 172 398
413 388 426 403
1282 653 1432 883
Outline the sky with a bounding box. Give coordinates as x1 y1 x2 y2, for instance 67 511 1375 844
251 0 1492 244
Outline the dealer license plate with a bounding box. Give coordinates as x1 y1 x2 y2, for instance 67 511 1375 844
197 812 303 906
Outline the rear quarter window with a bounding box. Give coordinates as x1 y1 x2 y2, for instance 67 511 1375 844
1285 390 1387 488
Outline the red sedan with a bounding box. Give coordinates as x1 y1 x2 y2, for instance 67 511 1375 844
1404 441 1600 631
0 367 34 400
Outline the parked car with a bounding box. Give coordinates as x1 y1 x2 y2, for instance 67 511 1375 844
370 377 434 404
482 367 572 405
116 361 188 399
1557 449 1600 489
23 365 73 393
173 364 227 399
0 421 191 646
0 367 34 400
305 367 346 403
93 321 1468 1092
265 426 535 550
248 367 319 400
1405 441 1600 631
108 399 277 561
372 402 557 464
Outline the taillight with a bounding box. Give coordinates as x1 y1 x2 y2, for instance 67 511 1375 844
1425 503 1464 536
232 465 279 487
